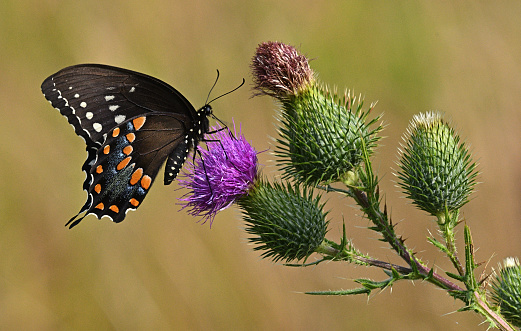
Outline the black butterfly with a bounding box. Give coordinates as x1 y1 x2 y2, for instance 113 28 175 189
41 64 236 228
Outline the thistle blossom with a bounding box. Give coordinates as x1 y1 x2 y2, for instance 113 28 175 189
251 41 315 98
178 121 259 225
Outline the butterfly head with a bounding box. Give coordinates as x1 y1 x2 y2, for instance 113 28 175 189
200 104 213 117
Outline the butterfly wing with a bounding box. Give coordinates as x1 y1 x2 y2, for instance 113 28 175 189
41 64 198 145
42 64 202 227
66 114 192 227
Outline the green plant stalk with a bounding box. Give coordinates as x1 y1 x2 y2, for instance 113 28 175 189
473 292 514 331
314 189 514 330
345 188 514 330
437 210 464 276
463 226 514 331
346 186 461 290
316 239 418 275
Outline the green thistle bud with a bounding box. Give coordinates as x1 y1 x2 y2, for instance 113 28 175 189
251 41 381 185
279 88 378 185
396 112 478 218
491 257 521 327
238 180 329 262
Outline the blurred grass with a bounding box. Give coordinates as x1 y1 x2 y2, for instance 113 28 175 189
1 0 521 330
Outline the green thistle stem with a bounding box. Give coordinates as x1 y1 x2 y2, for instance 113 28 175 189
348 185 515 331
437 210 464 276
314 240 340 256
473 292 515 331
340 142 463 291
317 229 462 290
317 240 414 275
349 187 453 287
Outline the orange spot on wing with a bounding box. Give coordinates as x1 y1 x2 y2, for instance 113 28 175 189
123 145 133 155
95 203 104 210
130 198 140 207
126 133 136 143
141 175 152 190
130 168 143 185
109 205 119 213
132 117 146 130
103 145 110 154
112 127 120 137
94 184 101 194
116 157 131 170
96 165 103 174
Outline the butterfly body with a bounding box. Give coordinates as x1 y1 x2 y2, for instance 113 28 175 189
41 64 212 227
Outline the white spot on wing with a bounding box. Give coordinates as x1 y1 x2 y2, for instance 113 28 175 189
74 94 80 98
109 105 120 111
80 102 87 108
129 87 136 93
115 114 126 124
86 112 93 120
105 95 115 101
93 123 103 132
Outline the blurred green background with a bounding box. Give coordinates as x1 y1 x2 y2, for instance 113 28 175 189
1 1 520 330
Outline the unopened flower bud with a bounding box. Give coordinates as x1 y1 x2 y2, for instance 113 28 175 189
491 257 521 327
396 112 477 218
238 181 328 262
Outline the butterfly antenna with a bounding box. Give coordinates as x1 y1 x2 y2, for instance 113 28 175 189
205 70 220 105
207 77 245 105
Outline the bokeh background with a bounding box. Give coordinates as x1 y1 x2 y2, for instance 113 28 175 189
1 1 520 330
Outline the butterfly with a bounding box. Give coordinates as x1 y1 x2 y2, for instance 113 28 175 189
41 64 240 228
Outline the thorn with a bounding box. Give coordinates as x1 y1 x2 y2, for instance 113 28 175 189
478 273 492 286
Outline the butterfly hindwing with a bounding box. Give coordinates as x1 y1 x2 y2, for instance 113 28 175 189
66 113 194 227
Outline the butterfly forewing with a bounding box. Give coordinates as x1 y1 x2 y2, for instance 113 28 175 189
42 64 209 228
41 64 198 145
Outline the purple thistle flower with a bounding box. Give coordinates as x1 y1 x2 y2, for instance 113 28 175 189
178 121 259 225
251 41 315 98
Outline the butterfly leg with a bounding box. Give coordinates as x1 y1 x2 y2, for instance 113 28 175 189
208 116 238 141
193 146 216 198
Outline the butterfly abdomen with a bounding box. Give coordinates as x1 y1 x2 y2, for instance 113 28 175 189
164 138 191 185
